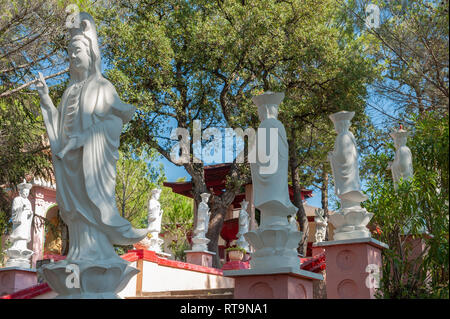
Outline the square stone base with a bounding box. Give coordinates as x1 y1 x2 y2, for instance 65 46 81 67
314 238 388 299
224 267 323 299
0 267 37 296
185 250 215 268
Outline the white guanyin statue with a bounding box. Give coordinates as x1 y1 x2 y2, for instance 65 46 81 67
314 208 328 243
389 126 413 190
389 126 427 234
244 92 302 270
191 193 211 251
35 12 149 298
235 200 250 252
5 179 34 268
328 111 373 240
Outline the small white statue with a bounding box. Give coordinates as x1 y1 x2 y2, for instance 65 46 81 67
6 179 34 268
148 189 163 233
146 189 164 252
388 126 413 190
236 200 250 252
314 208 328 243
191 193 211 251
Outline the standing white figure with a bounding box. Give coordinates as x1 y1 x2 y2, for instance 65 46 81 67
35 12 148 298
389 127 426 234
245 92 302 270
236 200 250 252
148 189 164 252
328 111 373 240
6 179 34 268
314 208 328 243
191 193 211 251
389 127 413 190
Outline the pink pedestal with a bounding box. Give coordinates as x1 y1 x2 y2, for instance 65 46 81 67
314 238 388 299
185 250 215 268
224 268 323 299
0 268 37 296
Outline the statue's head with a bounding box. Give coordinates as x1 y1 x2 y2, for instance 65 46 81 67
252 91 284 122
200 193 210 204
390 128 408 148
68 12 101 78
18 179 32 198
151 188 162 200
240 199 249 210
329 111 354 134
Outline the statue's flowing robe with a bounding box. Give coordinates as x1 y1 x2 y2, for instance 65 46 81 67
392 146 413 184
40 74 147 261
329 131 364 200
250 118 297 215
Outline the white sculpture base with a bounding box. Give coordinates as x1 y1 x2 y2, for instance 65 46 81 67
244 224 302 270
191 237 210 252
330 206 373 240
37 258 139 299
5 247 34 269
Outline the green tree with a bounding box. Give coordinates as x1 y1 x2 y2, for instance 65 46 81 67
113 148 165 254
159 180 194 260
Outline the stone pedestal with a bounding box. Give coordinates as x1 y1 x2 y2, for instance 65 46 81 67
0 267 37 296
224 267 323 299
314 237 388 299
185 250 215 268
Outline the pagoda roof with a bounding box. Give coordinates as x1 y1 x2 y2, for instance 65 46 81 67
163 163 313 208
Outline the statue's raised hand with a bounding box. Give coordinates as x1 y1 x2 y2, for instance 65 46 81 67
35 72 49 97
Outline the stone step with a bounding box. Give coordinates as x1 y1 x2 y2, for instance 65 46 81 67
126 288 234 299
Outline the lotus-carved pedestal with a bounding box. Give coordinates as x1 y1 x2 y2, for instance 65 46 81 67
37 258 138 299
245 226 302 270
330 207 374 241
5 248 34 269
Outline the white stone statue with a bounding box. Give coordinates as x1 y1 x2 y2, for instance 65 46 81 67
35 12 148 298
235 200 250 252
5 180 34 268
191 193 211 251
328 111 373 240
245 92 302 270
147 189 164 252
388 127 413 190
314 208 328 243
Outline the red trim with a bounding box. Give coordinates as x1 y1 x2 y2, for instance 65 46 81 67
124 249 225 276
300 252 326 273
0 283 51 299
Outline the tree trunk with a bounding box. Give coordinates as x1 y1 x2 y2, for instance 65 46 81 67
288 131 309 256
206 197 229 268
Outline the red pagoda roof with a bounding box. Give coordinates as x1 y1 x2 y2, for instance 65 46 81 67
163 164 313 208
